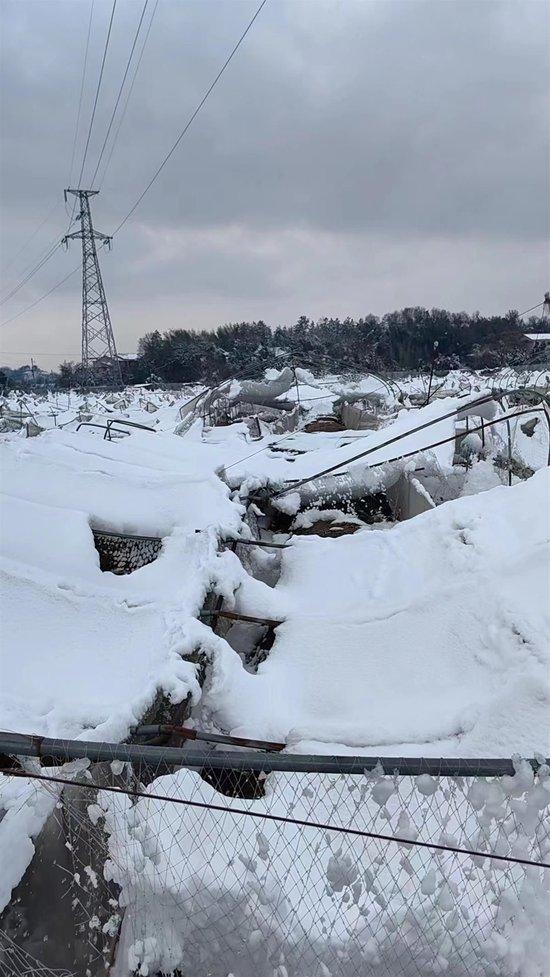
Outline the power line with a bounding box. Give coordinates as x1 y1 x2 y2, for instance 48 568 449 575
0 211 80 306
0 241 62 305
0 350 80 358
518 301 544 317
68 0 95 190
3 767 548 870
89 0 149 189
1 5 95 300
0 201 59 277
75 0 118 190
0 265 81 329
2 1 266 331
98 0 159 189
112 0 269 235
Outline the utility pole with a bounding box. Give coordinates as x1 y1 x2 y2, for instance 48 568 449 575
62 189 122 386
425 340 439 406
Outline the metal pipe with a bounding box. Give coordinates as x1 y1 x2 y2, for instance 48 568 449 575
271 390 504 498
133 724 284 752
201 609 283 628
425 340 439 406
505 417 513 486
0 732 548 777
92 528 161 544
271 405 546 499
229 538 290 549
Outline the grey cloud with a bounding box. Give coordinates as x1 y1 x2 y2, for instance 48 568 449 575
0 0 548 362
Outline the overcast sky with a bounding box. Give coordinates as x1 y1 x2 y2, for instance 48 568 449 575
0 0 548 367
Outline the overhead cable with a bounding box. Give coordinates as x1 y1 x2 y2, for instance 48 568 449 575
0 241 62 305
0 200 59 278
88 0 149 188
112 0 269 234
75 0 118 190
4 0 264 329
518 301 544 317
67 0 95 190
98 0 159 189
0 265 81 329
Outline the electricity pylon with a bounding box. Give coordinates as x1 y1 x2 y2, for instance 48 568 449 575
62 189 122 385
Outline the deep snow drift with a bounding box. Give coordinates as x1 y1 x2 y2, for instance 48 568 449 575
0 371 548 976
0 426 245 740
207 467 550 757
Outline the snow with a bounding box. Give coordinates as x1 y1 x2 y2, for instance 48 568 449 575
0 774 59 915
98 757 550 977
0 369 549 969
0 426 245 740
214 395 483 502
206 469 550 757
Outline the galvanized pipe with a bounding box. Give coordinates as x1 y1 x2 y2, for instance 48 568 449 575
0 732 547 777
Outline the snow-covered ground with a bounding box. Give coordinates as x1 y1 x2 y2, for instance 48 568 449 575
0 425 245 740
0 367 549 975
208 468 549 757
100 757 549 977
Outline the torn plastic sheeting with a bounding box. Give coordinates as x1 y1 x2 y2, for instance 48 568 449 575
456 399 499 421
296 463 403 510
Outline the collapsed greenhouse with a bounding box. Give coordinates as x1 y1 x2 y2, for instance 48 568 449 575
0 366 549 976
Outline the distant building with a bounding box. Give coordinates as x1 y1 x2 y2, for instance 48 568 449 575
523 292 550 348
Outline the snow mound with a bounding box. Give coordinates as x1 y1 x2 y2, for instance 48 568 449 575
0 428 245 741
208 469 550 757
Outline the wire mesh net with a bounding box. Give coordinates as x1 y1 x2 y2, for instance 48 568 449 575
0 931 76 977
91 530 162 574
1 753 549 977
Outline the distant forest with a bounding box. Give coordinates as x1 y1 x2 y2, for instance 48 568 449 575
2 307 544 390
109 307 543 386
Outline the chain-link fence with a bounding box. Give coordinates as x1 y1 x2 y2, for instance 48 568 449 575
1 738 549 977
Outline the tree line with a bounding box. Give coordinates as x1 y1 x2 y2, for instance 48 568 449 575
34 306 546 389
120 307 539 385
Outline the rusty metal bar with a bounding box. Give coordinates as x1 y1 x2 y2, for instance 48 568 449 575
231 538 290 549
201 609 283 628
133 724 284 752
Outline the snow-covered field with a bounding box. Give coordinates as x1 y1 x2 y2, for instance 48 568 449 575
0 368 549 975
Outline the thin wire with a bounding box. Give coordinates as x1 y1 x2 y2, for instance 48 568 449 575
0 210 79 305
89 0 149 189
0 349 81 357
0 241 62 305
68 0 95 190
98 0 159 189
518 301 544 317
75 0 118 191
3 768 548 870
0 200 59 277
0 266 80 329
112 0 269 235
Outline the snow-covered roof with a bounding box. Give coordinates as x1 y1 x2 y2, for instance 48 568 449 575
0 427 245 741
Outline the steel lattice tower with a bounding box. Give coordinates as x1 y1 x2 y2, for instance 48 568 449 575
63 189 122 385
